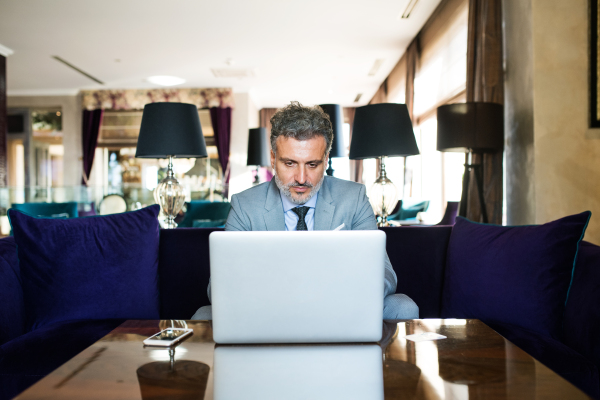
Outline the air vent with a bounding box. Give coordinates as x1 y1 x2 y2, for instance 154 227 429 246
211 68 255 78
399 0 419 19
52 56 104 84
354 93 363 103
368 59 384 77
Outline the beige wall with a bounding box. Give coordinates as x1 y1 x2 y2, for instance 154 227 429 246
531 0 600 243
504 0 600 243
7 95 82 187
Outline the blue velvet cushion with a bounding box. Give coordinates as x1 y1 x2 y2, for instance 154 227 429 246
8 205 161 331
564 241 600 374
0 236 24 345
192 219 227 228
441 212 590 339
11 202 79 218
178 201 232 227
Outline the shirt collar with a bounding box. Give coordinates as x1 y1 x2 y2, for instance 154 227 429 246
280 187 319 213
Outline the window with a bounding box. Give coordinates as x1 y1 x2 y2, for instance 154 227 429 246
404 0 469 222
89 109 223 203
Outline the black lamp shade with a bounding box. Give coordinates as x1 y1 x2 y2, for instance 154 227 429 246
318 104 345 158
135 102 208 158
349 103 419 160
247 128 270 167
436 102 504 152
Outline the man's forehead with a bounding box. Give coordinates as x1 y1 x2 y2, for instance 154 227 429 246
275 134 325 145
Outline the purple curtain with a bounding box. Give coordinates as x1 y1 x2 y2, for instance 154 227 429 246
209 107 232 191
81 109 104 185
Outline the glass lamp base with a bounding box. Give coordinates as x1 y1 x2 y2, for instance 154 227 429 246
154 160 186 229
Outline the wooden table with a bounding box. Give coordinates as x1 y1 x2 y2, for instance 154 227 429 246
15 319 590 400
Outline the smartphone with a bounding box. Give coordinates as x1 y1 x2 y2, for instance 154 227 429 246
143 328 194 347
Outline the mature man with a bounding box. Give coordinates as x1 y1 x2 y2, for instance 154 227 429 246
192 102 418 320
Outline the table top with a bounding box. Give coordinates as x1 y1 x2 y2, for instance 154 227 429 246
16 319 590 400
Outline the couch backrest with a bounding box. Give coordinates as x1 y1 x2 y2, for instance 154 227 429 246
158 226 453 319
381 226 452 318
158 227 224 319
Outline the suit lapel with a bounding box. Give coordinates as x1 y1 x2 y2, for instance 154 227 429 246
314 177 335 230
263 180 286 231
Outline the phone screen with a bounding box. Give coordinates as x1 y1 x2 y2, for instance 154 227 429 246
149 329 189 341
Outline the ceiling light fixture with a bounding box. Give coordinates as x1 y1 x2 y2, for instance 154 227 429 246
147 76 186 86
399 0 419 19
368 59 385 76
52 56 104 84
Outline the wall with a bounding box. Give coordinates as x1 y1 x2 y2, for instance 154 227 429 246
228 92 259 198
504 0 600 243
7 95 82 187
503 0 536 225
532 0 600 243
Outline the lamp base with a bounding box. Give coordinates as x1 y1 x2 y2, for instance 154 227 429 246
326 158 335 176
369 156 398 228
154 156 186 229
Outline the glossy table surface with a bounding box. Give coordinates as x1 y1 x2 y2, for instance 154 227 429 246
16 319 590 400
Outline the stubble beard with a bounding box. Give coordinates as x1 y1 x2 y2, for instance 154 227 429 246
274 171 325 205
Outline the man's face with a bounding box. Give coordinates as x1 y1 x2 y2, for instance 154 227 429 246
271 135 328 205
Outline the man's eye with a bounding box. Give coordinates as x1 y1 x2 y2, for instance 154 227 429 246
285 162 294 167
308 163 317 168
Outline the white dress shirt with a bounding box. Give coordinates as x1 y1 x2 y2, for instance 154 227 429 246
280 190 319 231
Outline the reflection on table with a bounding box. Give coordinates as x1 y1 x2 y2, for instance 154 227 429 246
213 344 384 400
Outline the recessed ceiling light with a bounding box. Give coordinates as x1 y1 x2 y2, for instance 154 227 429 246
399 0 419 19
147 76 186 86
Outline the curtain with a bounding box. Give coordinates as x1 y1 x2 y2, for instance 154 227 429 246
259 108 278 181
209 107 232 195
404 38 420 196
465 0 504 224
345 107 363 183
81 109 104 185
259 108 278 134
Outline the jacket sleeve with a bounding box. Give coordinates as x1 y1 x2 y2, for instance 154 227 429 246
351 184 398 297
224 194 250 231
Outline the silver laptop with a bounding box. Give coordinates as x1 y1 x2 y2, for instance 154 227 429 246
209 231 385 344
213 345 384 400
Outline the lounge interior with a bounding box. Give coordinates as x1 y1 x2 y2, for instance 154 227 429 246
1 0 599 399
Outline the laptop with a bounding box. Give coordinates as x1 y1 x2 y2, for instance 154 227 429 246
213 344 384 400
209 230 386 344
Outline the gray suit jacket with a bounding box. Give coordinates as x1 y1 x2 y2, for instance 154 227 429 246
217 176 397 298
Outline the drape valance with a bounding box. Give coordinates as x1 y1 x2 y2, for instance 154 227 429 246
81 88 235 111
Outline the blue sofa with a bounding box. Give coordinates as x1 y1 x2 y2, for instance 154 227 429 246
0 226 599 399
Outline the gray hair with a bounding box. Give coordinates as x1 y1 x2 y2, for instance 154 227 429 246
269 101 333 158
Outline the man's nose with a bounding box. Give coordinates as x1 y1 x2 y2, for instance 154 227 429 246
295 167 307 184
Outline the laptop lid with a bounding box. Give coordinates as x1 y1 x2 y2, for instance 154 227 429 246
210 231 385 344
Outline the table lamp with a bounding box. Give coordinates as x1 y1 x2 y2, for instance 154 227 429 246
247 128 270 184
349 103 420 226
136 102 208 229
318 104 346 176
436 102 503 223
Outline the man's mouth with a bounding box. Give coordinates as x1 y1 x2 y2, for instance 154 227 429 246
292 186 309 193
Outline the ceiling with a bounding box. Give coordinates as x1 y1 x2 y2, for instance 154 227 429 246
0 0 442 108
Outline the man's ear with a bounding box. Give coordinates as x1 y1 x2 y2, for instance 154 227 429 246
270 150 276 170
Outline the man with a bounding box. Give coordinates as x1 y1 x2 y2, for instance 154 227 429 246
192 102 418 320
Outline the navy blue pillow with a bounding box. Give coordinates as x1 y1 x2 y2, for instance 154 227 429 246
0 236 24 345
441 212 590 339
9 205 161 331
